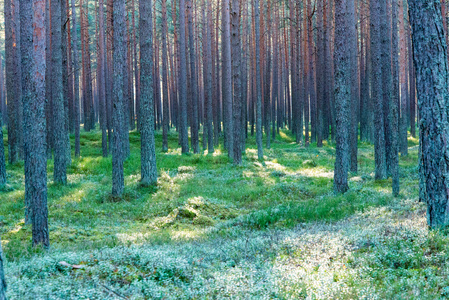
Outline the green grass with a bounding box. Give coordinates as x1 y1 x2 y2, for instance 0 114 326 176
2 126 440 299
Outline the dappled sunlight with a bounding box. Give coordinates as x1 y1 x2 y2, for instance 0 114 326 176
296 167 334 179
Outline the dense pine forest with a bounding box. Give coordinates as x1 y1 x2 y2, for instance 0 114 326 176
0 0 448 298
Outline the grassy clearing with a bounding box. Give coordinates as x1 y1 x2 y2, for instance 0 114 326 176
2 127 445 299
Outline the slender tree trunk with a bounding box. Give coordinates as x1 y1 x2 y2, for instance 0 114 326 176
71 0 80 158
140 0 158 186
254 0 263 160
187 0 199 153
99 0 108 157
162 0 170 152
179 0 189 153
61 0 71 166
0 241 5 299
52 0 68 184
370 0 387 179
409 0 449 227
223 0 233 155
348 0 358 173
112 0 127 196
391 0 400 195
231 0 242 164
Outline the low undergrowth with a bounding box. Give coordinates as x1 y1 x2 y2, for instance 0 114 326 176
1 127 440 299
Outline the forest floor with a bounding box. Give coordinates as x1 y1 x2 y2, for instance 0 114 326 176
1 127 447 299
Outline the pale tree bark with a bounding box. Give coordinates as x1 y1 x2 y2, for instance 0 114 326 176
140 0 157 186
409 0 449 227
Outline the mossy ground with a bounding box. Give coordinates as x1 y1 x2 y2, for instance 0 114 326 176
1 127 444 299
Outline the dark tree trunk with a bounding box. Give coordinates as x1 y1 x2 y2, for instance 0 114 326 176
5 0 23 164
409 0 449 227
223 0 233 155
179 0 189 153
333 0 352 194
202 0 214 153
391 0 400 195
31 0 49 248
112 0 127 196
20 0 33 223
61 0 71 166
370 0 387 179
52 0 68 184
231 0 242 164
140 0 157 186
0 241 6 299
71 0 81 158
348 0 358 173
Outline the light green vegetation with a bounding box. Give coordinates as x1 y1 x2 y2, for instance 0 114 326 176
2 128 446 299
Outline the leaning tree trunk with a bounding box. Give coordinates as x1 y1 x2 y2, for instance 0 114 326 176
139 0 157 186
409 0 449 227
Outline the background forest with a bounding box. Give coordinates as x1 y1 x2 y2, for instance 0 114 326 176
0 0 447 298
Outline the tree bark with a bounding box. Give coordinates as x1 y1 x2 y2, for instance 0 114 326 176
71 0 81 158
52 0 68 184
223 0 233 155
333 0 352 194
179 0 189 153
231 0 242 164
254 0 263 160
112 0 127 196
409 0 449 227
140 0 158 186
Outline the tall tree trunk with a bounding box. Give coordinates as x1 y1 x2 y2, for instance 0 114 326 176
5 0 23 164
187 0 199 153
99 0 108 157
409 0 449 227
20 0 33 223
161 0 170 152
61 0 71 166
52 0 68 184
71 0 81 158
140 0 158 186
112 0 127 196
254 0 263 160
391 0 400 195
31 0 49 247
370 0 387 179
231 0 242 164
348 0 358 173
223 0 233 155
179 0 189 153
